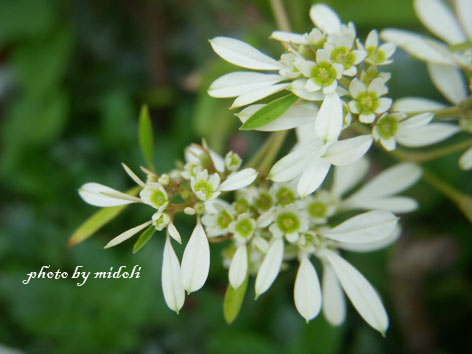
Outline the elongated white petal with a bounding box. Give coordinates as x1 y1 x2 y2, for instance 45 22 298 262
296 121 316 144
209 150 225 173
121 163 146 187
237 103 317 131
255 238 284 298
219 168 257 191
271 31 308 44
380 29 454 65
339 225 401 252
459 146 472 170
168 222 182 244
228 244 248 289
319 210 398 244
104 220 152 249
322 263 345 326
331 158 369 197
399 113 434 129
344 196 418 213
393 97 446 113
324 250 388 334
297 156 331 197
414 0 466 44
294 256 322 322
456 0 472 38
315 93 342 142
325 135 373 166
210 36 283 70
208 72 284 98
79 183 138 207
181 223 210 293
231 83 290 108
396 123 460 147
162 236 185 313
270 139 323 182
309 4 341 34
347 163 422 201
427 63 467 104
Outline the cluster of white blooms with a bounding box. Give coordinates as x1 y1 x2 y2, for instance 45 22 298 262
79 144 257 312
381 0 472 169
200 158 421 331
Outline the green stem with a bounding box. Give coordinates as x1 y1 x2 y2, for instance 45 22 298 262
270 0 291 31
391 138 472 163
245 133 277 169
258 130 288 176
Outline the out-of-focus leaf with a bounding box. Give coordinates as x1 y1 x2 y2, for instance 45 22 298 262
138 105 155 170
240 94 297 130
223 276 248 324
132 225 156 254
68 186 141 246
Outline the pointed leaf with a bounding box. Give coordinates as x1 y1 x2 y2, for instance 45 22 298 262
133 225 156 254
223 275 248 324
138 104 155 170
240 94 298 130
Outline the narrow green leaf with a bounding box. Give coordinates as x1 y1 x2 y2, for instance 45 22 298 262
223 276 248 324
138 104 155 170
132 225 156 254
240 94 297 130
69 186 141 246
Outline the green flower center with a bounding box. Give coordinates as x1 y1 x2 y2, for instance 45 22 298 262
356 91 379 114
311 62 337 86
194 180 214 200
276 212 300 234
217 210 233 229
331 47 355 68
376 116 398 139
235 218 254 238
367 47 386 64
276 187 296 206
150 189 168 208
234 198 249 214
256 192 273 211
308 201 327 218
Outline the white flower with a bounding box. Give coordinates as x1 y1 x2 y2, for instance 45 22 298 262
361 30 396 66
269 205 309 243
348 78 392 123
305 191 337 224
224 151 242 171
181 222 210 294
324 33 367 76
152 211 170 231
140 182 169 211
229 213 257 243
372 112 460 151
201 199 234 237
191 170 221 201
309 4 342 35
185 144 225 173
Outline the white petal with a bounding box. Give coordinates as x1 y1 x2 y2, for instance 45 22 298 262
79 183 138 207
162 236 185 313
296 122 316 144
104 220 152 249
340 225 401 252
319 210 398 244
368 78 388 96
209 36 283 70
219 168 258 191
396 123 460 147
349 79 366 98
271 31 309 44
399 113 434 129
228 244 248 289
181 223 210 293
168 222 182 244
237 103 317 131
255 238 284 298
324 135 373 166
380 29 454 65
346 163 422 201
365 30 379 48
121 163 146 187
309 4 341 35
208 72 284 98
375 98 392 114
427 63 467 104
459 146 472 170
344 196 418 213
393 97 446 113
231 83 290 108
270 139 323 182
210 150 225 173
294 256 322 322
315 93 343 142
322 263 345 326
331 157 369 197
456 0 472 38
414 0 466 44
324 250 388 334
297 156 331 197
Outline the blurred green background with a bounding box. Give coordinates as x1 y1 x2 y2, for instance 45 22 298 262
0 0 471 353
